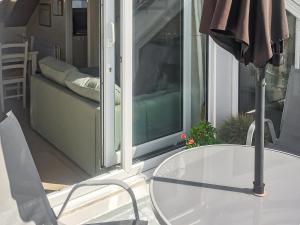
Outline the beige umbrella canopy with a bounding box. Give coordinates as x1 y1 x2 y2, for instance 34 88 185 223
199 0 289 195
200 0 289 68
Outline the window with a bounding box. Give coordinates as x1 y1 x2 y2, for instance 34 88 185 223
238 11 296 134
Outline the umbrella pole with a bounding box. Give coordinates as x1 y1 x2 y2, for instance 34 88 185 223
253 67 266 196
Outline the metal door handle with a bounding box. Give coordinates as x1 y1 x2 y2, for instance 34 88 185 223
108 22 115 47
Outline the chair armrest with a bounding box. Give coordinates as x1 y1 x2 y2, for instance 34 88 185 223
246 121 256 146
57 180 140 221
246 119 277 146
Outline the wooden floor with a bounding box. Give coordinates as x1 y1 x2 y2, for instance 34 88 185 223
4 98 89 192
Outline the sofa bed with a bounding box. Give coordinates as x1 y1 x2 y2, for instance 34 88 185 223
31 57 181 175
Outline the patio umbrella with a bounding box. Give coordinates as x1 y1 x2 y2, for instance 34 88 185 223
200 0 289 195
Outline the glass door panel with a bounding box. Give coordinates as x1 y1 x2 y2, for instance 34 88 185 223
132 0 185 157
103 0 207 165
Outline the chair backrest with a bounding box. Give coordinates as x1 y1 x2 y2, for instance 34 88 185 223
277 67 300 154
30 36 35 52
0 42 28 80
0 112 57 225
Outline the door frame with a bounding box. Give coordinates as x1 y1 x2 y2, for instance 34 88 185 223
102 0 119 167
120 0 133 171
286 0 300 69
125 0 192 160
102 0 134 169
103 0 192 166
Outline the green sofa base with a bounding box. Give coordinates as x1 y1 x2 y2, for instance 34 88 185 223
30 75 101 176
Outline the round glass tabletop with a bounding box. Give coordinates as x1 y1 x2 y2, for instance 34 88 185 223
150 145 300 225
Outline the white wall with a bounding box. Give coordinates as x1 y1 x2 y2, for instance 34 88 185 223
88 0 100 67
26 0 66 60
209 40 239 128
215 46 237 127
0 0 22 41
0 23 26 43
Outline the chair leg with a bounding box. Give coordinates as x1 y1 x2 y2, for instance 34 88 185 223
22 81 26 109
17 83 21 100
0 84 4 113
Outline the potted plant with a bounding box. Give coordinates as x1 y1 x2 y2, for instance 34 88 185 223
181 121 218 149
217 114 271 145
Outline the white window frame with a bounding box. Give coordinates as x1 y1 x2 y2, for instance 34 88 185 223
120 0 133 171
131 0 192 159
287 0 300 69
207 39 239 127
207 37 217 126
102 0 117 167
104 0 193 165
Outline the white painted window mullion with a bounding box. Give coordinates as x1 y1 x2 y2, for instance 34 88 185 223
120 0 133 172
208 37 217 127
183 0 192 132
295 18 300 69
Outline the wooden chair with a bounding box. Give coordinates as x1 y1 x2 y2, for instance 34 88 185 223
0 42 28 112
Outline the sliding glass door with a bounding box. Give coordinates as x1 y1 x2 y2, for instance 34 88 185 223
102 0 207 167
132 0 191 158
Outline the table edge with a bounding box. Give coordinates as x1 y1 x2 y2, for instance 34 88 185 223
149 144 300 225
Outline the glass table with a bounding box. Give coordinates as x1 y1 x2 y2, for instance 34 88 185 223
150 145 300 225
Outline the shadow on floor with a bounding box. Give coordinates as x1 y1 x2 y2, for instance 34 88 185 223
3 98 89 192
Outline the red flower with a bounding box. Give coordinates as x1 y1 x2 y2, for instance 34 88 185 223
181 133 187 140
188 138 195 145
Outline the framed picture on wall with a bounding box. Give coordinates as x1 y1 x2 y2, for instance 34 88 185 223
53 0 64 16
39 3 52 27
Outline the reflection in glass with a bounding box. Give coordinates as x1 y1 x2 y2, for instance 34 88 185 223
133 0 184 146
191 0 207 125
239 11 296 134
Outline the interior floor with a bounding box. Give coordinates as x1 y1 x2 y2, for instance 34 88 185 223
3 98 89 192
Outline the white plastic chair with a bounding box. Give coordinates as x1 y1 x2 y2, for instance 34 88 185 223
246 67 300 155
0 112 147 225
0 42 28 112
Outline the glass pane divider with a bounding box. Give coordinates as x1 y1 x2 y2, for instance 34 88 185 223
102 0 118 167
183 0 192 132
120 0 133 172
295 18 300 69
208 37 218 127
